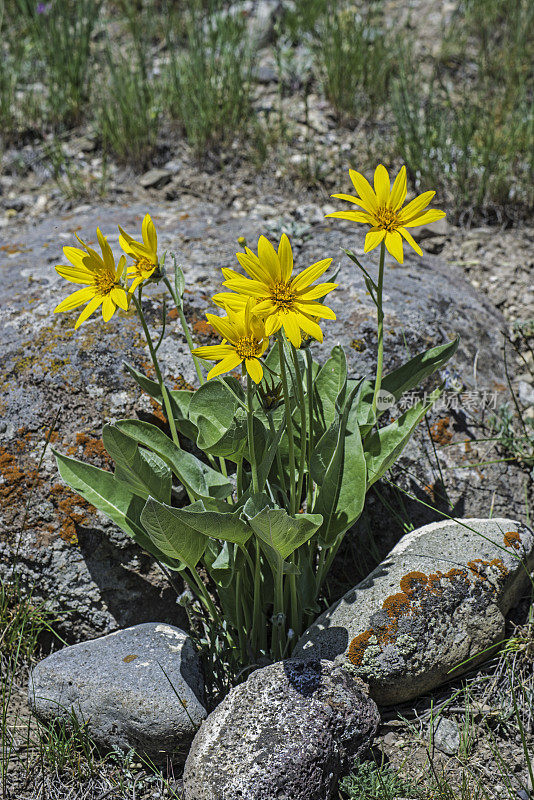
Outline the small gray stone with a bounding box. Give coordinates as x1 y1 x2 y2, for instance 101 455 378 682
293 519 534 704
433 717 460 755
29 623 206 762
183 659 379 800
139 169 173 189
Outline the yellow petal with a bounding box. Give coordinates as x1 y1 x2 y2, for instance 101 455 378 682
253 299 277 315
349 169 378 211
282 312 301 348
296 301 336 320
245 358 263 383
402 210 446 229
97 228 116 273
385 230 404 263
257 235 281 282
63 246 95 271
330 192 367 206
364 229 386 253
236 252 266 282
290 258 332 292
101 294 116 322
325 210 373 224
116 255 126 281
389 166 407 210
398 190 435 223
265 313 282 336
111 286 129 310
278 234 293 283
74 295 103 329
296 312 323 342
212 292 247 312
399 227 423 256
192 344 236 360
143 213 157 255
54 286 96 313
223 278 268 298
207 353 243 380
374 164 390 207
205 313 238 343
296 282 338 301
55 265 93 284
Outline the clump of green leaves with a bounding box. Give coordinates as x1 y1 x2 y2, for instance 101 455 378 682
340 758 415 799
392 0 534 221
163 0 255 154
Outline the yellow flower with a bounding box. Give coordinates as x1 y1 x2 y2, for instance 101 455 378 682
326 164 446 264
119 213 159 291
219 234 337 349
192 299 269 383
54 229 129 328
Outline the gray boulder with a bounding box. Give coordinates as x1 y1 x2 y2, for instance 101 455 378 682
2 199 529 641
183 659 379 800
293 518 534 704
28 623 206 762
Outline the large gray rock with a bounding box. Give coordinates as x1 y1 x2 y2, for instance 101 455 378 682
293 518 534 704
28 623 206 762
183 659 379 800
1 199 528 639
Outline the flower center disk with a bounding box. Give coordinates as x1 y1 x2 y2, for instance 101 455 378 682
375 207 399 232
236 335 262 359
270 281 295 311
93 273 116 296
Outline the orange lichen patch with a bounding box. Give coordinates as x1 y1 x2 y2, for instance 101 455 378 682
192 319 215 337
167 308 179 322
123 654 139 663
382 593 411 618
429 416 453 446
67 432 112 469
48 483 95 544
347 631 374 666
149 397 168 425
0 243 31 254
172 375 195 392
399 571 429 596
0 443 40 531
467 558 508 584
503 531 521 550
347 558 511 669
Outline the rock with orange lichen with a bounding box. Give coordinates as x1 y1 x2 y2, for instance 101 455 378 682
293 518 534 704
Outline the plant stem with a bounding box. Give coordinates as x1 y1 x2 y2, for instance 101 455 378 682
271 562 285 660
246 371 260 494
278 333 296 515
163 275 205 386
305 348 314 511
371 241 386 420
132 291 180 450
290 344 307 511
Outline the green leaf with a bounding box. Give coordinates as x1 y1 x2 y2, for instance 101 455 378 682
313 346 348 435
103 424 171 503
165 501 252 545
140 497 207 569
189 378 248 460
52 450 180 569
114 419 233 500
351 338 459 437
312 384 367 544
365 394 437 487
246 506 323 561
203 539 235 588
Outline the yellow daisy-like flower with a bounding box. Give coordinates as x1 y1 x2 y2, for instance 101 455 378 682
119 213 159 291
54 229 129 329
218 234 337 349
192 299 269 383
326 164 446 264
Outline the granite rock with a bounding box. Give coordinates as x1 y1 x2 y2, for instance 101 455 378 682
183 659 379 800
293 518 534 704
28 623 206 762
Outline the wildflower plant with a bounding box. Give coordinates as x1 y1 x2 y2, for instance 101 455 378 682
52 169 458 667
